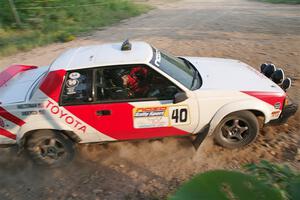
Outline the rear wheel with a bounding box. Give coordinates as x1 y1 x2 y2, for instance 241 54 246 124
213 111 259 149
26 130 75 167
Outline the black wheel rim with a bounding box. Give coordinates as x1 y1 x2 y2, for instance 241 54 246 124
38 138 66 162
220 118 250 143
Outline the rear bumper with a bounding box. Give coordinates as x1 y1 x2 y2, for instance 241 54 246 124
269 102 298 125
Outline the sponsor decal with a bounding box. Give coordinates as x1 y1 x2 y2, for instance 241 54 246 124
271 111 281 117
17 104 42 109
274 102 281 109
45 100 87 133
66 87 76 95
69 72 81 79
154 49 161 66
150 47 161 67
169 106 190 126
133 105 190 128
133 106 169 128
66 78 79 95
21 110 45 116
66 79 79 88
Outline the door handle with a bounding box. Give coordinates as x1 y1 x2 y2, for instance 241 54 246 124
96 110 111 116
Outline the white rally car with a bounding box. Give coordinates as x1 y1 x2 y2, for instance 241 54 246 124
0 40 297 166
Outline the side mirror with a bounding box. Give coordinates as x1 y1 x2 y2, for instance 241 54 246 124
174 92 188 104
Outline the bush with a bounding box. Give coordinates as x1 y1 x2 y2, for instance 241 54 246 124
169 161 300 200
169 170 283 200
0 0 151 57
244 160 300 200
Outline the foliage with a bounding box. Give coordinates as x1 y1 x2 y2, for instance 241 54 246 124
168 170 283 200
244 160 300 200
169 161 299 200
0 0 151 57
288 176 300 200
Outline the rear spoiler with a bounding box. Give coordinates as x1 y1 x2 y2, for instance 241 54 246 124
0 65 38 87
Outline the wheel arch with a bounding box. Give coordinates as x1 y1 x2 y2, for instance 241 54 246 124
208 100 270 135
248 109 265 128
19 129 81 146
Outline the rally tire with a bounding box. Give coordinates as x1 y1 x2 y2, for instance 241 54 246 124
26 130 75 167
213 111 259 149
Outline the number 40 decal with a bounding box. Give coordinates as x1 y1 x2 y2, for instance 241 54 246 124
169 106 190 125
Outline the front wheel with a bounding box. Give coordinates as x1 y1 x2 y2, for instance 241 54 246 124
26 130 75 167
213 111 259 149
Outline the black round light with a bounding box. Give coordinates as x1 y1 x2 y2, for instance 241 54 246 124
260 63 268 72
282 77 292 91
262 64 276 78
271 68 285 84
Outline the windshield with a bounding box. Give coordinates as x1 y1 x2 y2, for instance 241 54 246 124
150 48 201 90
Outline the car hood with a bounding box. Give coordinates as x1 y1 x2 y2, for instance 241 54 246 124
185 57 284 93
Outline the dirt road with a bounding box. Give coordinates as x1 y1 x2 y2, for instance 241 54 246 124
0 0 299 199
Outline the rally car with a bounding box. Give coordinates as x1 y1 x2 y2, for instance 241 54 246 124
0 40 297 166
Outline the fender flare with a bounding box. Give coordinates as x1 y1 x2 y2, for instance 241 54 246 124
208 99 271 135
17 120 82 143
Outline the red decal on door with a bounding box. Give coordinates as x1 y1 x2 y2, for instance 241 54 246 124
64 103 188 140
0 127 16 140
0 107 25 126
242 91 286 110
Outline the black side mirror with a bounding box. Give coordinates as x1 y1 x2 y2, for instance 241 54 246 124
174 92 188 104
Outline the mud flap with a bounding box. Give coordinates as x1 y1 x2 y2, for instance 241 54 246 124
192 124 210 150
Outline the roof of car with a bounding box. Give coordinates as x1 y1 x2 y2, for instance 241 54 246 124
49 41 154 71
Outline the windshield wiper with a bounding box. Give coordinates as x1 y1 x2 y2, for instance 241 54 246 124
179 57 192 69
190 69 198 88
179 57 200 89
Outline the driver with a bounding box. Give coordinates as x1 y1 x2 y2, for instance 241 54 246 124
120 66 149 98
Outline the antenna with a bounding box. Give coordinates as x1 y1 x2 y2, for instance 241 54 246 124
121 39 132 51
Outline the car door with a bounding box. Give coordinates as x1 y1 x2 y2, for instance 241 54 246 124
88 64 199 141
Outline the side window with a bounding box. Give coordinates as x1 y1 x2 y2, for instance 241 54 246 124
95 65 181 102
61 70 93 105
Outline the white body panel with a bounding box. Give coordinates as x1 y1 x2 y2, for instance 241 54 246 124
50 42 153 71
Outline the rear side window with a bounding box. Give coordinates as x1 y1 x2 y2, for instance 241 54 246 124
61 70 93 105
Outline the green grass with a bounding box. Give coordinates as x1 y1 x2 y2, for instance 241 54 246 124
0 0 151 57
254 0 300 4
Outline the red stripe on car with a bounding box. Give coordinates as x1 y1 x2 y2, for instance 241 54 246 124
0 107 25 126
0 128 16 140
242 91 286 110
0 65 37 87
39 70 66 102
